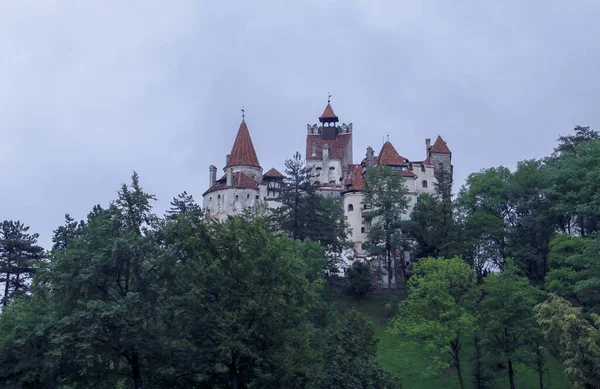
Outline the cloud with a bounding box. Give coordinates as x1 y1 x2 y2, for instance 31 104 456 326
1 1 600 247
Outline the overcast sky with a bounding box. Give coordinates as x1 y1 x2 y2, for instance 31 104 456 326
2 1 599 248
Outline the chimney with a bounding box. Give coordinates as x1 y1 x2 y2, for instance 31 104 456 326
425 138 431 158
226 168 233 186
366 146 374 168
209 165 217 187
226 154 230 166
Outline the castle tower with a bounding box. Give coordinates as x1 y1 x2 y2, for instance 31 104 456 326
428 135 452 177
225 119 263 181
306 99 353 190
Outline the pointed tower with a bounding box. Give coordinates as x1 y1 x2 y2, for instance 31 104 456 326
429 135 452 176
306 98 353 188
225 119 263 181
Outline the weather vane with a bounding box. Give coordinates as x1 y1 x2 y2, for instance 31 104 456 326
241 106 245 120
387 133 390 142
328 93 331 104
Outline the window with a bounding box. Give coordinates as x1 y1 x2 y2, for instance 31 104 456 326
256 195 259 199
247 194 250 199
235 195 239 200
422 180 428 188
316 167 322 171
421 164 425 172
329 166 335 170
209 197 212 201
348 204 354 212
361 227 365 233
218 195 221 199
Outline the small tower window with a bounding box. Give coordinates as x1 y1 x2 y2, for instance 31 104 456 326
348 204 354 212
218 195 221 199
235 195 239 200
361 227 365 233
422 180 428 188
247 194 250 199
256 195 259 199
421 164 425 172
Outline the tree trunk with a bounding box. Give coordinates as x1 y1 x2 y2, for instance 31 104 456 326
473 335 483 389
131 352 143 389
2 271 10 306
230 351 242 389
450 337 465 389
507 358 516 389
535 343 544 389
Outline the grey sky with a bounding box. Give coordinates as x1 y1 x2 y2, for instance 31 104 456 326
2 1 600 248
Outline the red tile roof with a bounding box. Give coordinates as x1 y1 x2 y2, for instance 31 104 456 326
202 171 259 195
263 167 284 178
319 103 338 120
430 135 451 154
227 120 261 168
343 164 364 192
306 133 352 160
377 141 408 166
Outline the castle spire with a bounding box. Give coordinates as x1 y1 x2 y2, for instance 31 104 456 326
319 95 339 123
226 119 261 169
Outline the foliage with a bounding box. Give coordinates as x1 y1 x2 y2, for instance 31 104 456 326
546 233 600 314
315 309 400 389
479 263 545 388
346 261 372 297
535 294 600 388
274 152 349 272
390 257 476 389
362 165 411 289
0 220 45 306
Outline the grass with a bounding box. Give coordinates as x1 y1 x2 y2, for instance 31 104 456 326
328 290 572 389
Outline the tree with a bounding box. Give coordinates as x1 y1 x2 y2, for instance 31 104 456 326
275 152 349 272
47 172 162 389
346 261 372 297
390 257 476 389
535 294 600 388
545 233 600 313
0 220 45 306
362 165 411 290
479 263 545 389
554 125 600 157
316 309 400 389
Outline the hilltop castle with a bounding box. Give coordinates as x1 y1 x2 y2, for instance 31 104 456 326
202 101 452 275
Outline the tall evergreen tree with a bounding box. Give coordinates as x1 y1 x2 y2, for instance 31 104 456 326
275 152 348 272
362 165 410 290
0 220 45 306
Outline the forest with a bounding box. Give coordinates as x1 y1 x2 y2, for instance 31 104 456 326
1 126 599 389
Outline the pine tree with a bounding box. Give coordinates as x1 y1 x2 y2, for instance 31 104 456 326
0 220 45 306
362 165 411 290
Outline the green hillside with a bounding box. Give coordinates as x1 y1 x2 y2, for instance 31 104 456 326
330 292 571 389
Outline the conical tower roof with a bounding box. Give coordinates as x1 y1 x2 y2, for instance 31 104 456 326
430 135 451 154
319 103 339 122
227 120 261 168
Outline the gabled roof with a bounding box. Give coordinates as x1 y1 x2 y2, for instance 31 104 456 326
430 135 451 154
227 120 261 168
263 167 284 178
377 141 408 166
343 164 364 193
306 133 352 160
319 103 338 121
202 171 259 195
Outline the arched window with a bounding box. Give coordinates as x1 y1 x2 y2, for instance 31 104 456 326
348 204 354 212
361 227 365 233
422 180 428 188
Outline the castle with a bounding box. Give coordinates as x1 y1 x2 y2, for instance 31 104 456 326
202 101 452 276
